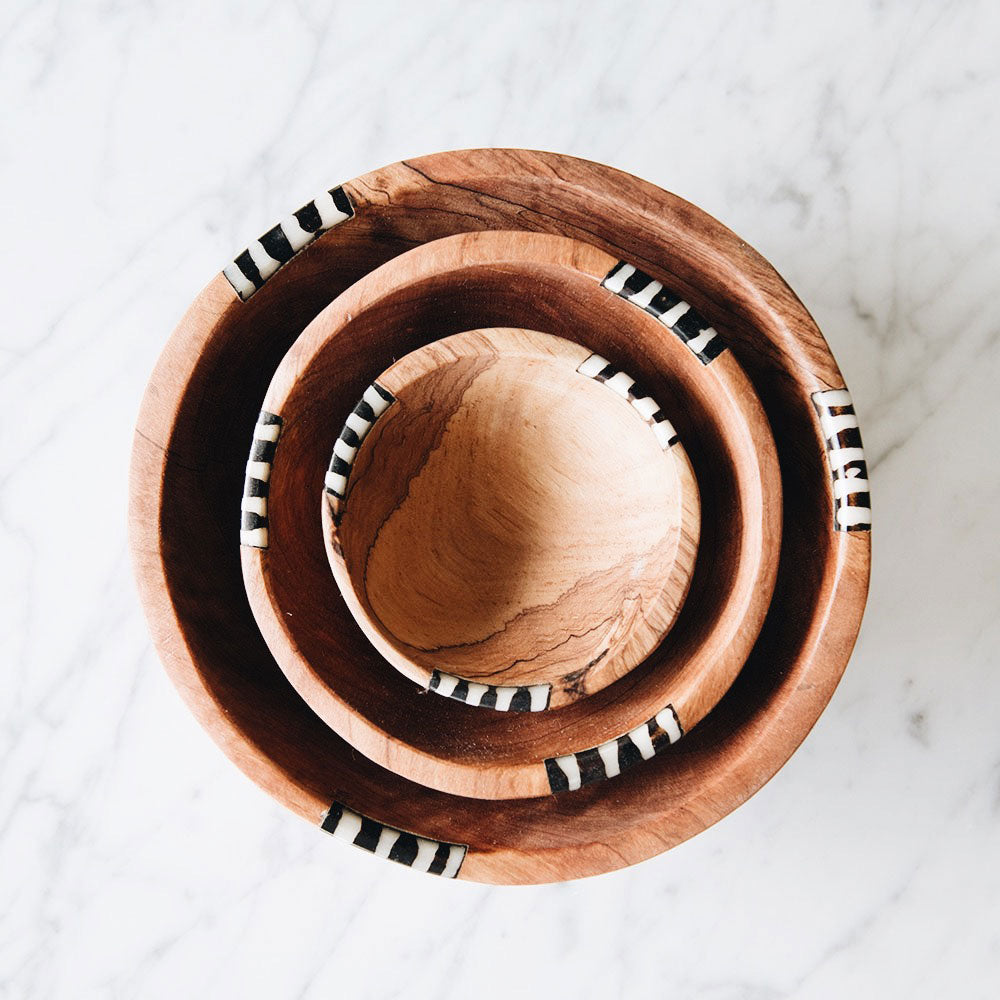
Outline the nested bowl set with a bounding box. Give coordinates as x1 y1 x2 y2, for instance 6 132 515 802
129 149 871 884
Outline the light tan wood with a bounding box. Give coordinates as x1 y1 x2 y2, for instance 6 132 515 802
324 327 700 707
243 230 781 799
129 149 870 883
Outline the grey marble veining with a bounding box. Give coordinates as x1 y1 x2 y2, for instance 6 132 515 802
2 1 999 997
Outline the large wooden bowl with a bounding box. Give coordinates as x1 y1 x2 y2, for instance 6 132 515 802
129 149 870 883
240 230 781 799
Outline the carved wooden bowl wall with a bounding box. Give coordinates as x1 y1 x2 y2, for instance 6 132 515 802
130 149 871 883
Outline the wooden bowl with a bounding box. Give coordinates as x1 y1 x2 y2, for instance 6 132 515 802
242 230 780 799
129 149 870 883
323 326 701 708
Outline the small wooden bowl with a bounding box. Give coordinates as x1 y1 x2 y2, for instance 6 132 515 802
130 149 870 883
241 229 781 799
324 327 701 709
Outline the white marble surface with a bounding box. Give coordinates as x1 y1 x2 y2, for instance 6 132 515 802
3 1 999 996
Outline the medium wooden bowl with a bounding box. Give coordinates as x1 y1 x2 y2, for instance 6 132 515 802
129 149 870 883
324 326 701 708
241 230 781 799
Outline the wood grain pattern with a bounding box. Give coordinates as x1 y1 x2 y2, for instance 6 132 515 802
324 327 700 708
243 230 781 800
129 149 870 882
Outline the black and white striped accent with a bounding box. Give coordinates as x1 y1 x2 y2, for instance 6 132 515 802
577 354 679 448
223 187 355 301
240 411 282 548
325 383 396 518
321 802 467 877
544 704 683 793
813 388 871 531
429 670 551 712
602 262 726 364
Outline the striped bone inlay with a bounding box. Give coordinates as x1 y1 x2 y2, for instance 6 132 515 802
325 383 396 518
544 704 683 793
602 262 726 365
321 802 467 877
240 411 282 548
429 670 551 712
813 388 871 531
577 354 679 448
223 186 354 301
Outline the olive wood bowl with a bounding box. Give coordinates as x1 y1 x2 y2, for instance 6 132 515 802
242 229 781 799
324 326 701 707
130 149 870 883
